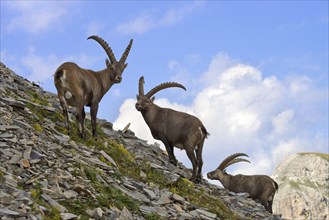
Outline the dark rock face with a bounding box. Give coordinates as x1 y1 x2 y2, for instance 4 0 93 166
0 62 281 219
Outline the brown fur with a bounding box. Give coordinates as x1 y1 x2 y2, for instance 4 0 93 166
207 156 278 213
54 36 132 137
136 77 209 183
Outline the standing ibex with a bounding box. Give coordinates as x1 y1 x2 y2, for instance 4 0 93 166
135 76 209 183
207 153 278 213
54 35 133 137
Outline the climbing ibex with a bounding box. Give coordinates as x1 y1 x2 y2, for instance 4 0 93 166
135 76 209 183
54 35 133 137
207 153 278 213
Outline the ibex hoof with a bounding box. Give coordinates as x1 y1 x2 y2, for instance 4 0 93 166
189 175 202 184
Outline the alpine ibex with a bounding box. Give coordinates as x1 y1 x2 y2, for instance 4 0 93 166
135 76 209 183
207 153 278 213
54 35 133 137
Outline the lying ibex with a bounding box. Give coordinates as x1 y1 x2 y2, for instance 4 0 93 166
135 76 209 183
54 35 133 137
207 153 278 213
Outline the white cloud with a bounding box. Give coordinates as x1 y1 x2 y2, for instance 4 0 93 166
271 109 295 135
113 52 328 182
4 1 73 33
116 1 204 34
116 13 155 34
20 47 99 85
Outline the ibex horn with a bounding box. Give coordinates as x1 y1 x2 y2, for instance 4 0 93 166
146 82 186 99
120 39 133 63
139 76 145 96
88 35 116 64
217 153 249 171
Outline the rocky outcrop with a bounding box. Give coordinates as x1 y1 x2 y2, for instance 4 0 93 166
272 153 329 220
0 62 280 219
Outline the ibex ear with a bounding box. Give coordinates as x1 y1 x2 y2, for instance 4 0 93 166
151 96 155 102
124 63 128 69
136 94 139 99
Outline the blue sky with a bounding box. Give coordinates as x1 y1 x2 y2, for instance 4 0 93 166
1 1 328 181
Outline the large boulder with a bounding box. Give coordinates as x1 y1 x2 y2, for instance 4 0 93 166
272 152 329 220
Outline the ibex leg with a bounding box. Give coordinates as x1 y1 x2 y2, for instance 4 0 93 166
195 139 205 182
76 102 85 138
185 148 198 182
259 197 271 213
90 103 99 137
58 95 70 133
162 139 177 165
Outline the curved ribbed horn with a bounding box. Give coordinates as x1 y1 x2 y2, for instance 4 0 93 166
87 35 116 64
139 76 145 96
217 153 249 171
120 39 133 63
145 82 186 98
225 158 250 169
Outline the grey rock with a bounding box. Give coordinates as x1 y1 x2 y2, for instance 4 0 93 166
0 97 25 108
154 190 172 205
41 194 67 212
195 209 217 219
63 190 78 199
91 207 103 219
30 150 46 160
23 146 32 159
53 134 70 144
116 206 133 220
4 175 17 187
100 150 117 167
0 192 14 205
0 207 21 217
9 152 23 164
61 213 78 220
143 188 157 200
172 193 186 204
13 119 32 129
0 133 14 138
179 212 194 219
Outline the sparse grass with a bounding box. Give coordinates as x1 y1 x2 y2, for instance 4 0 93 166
139 161 168 189
81 164 141 214
299 152 329 161
169 178 237 219
72 137 236 219
33 123 43 132
84 166 99 183
30 183 43 202
145 213 166 220
26 89 50 106
0 170 4 178
29 183 51 214
59 200 94 220
96 184 140 212
44 206 61 220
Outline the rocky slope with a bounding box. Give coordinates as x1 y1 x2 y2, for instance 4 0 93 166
272 153 329 220
0 62 280 220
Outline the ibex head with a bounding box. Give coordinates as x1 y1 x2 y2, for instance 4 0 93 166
207 153 250 179
87 35 133 83
135 76 186 112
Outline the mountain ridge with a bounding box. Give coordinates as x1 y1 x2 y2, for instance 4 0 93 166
0 61 282 219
